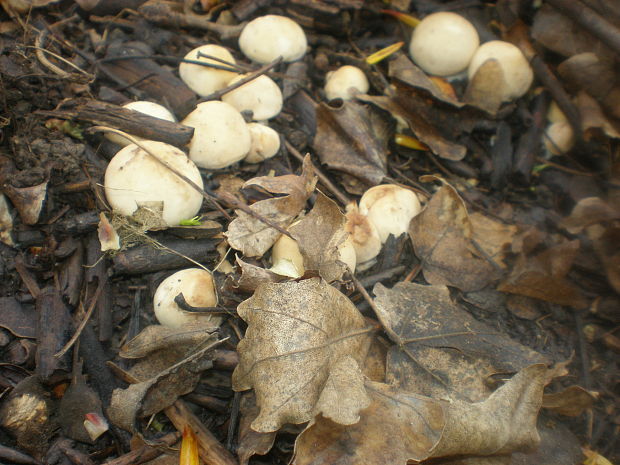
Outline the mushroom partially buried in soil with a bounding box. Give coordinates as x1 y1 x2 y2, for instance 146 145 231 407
222 74 283 121
238 14 307 64
182 101 251 169
409 12 480 77
104 140 204 226
324 65 370 101
359 185 422 243
345 204 382 264
105 101 176 147
153 268 220 328
179 44 239 97
468 40 533 102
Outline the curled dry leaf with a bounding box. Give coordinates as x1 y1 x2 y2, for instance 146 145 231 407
373 281 548 401
388 53 463 108
235 256 286 293
98 212 120 251
542 385 598 417
225 156 317 257
498 239 588 308
108 338 220 432
232 278 374 432
359 82 468 161
409 180 499 292
293 364 565 465
290 193 349 282
313 100 390 187
463 59 506 115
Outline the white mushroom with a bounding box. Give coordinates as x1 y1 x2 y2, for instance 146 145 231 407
245 123 281 163
409 12 480 77
179 44 239 97
324 65 370 101
468 40 533 101
105 101 176 147
544 122 575 155
238 15 307 64
270 233 305 278
221 74 283 121
182 101 251 169
153 268 220 328
104 141 204 226
359 185 421 243
337 234 357 273
345 205 382 264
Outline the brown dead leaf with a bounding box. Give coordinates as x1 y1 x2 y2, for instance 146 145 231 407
373 282 548 401
237 393 277 465
108 338 220 432
0 297 36 338
232 278 374 432
542 385 598 417
313 100 390 186
359 86 467 161
292 381 445 465
98 212 120 251
290 193 349 282
409 181 499 291
589 225 620 294
234 256 287 293
293 364 564 465
531 5 616 61
559 197 620 234
557 53 620 120
470 212 518 268
388 53 463 107
464 59 506 115
225 156 316 257
575 92 620 139
498 239 588 308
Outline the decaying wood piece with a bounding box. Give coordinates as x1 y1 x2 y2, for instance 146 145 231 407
138 1 246 40
164 400 237 465
97 42 197 119
75 0 147 16
85 234 113 342
111 238 219 275
35 288 72 382
102 431 181 465
40 100 194 147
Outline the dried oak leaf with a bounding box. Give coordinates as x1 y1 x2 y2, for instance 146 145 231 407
313 99 390 186
225 157 316 257
373 282 548 401
498 239 588 308
409 180 499 292
108 339 219 432
232 278 374 432
463 59 507 115
293 364 564 465
290 193 349 282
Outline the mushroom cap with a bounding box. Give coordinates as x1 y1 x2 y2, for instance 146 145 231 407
544 122 575 155
345 205 382 263
239 15 307 64
105 101 176 147
324 65 369 101
245 123 281 163
221 74 283 121
337 234 357 273
270 233 304 278
409 12 480 77
153 268 220 328
179 44 239 97
104 141 204 226
359 185 421 243
182 101 251 169
468 40 533 101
